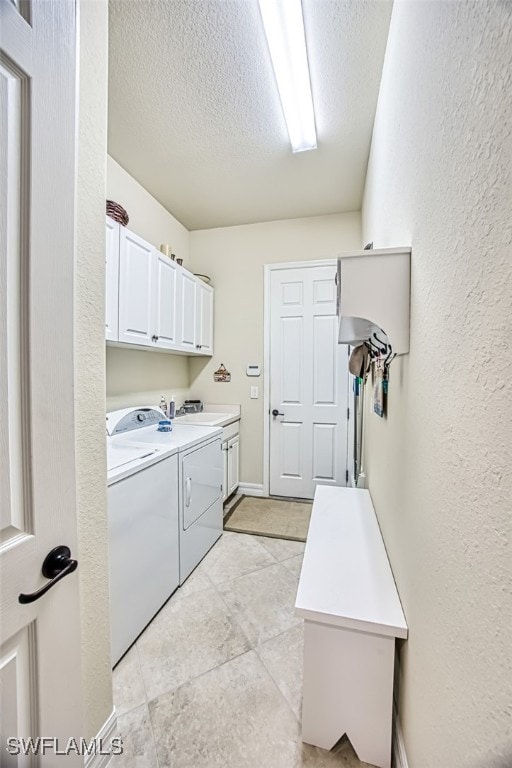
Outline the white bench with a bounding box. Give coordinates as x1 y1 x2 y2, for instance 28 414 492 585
295 486 408 768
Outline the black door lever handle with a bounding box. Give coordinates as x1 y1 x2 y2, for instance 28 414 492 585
19 546 78 605
272 409 285 417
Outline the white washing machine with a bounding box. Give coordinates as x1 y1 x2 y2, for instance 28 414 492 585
107 438 180 665
107 407 224 588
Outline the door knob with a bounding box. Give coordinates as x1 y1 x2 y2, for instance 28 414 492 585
18 546 78 604
272 409 285 417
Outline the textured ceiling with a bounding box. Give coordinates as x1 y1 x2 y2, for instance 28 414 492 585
108 0 392 230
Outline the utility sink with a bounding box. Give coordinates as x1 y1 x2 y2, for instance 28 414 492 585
175 412 235 427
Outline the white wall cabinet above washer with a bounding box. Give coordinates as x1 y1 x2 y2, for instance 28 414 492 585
196 280 214 355
118 227 155 347
105 218 214 356
155 250 180 349
179 269 197 352
105 217 120 341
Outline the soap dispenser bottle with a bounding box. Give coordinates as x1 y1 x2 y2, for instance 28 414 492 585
160 394 168 417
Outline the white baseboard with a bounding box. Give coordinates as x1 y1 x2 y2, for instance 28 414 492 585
238 483 265 497
392 703 409 768
84 709 117 768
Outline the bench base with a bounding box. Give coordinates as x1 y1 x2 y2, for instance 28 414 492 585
302 620 395 768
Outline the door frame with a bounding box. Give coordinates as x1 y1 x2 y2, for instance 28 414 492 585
263 259 339 498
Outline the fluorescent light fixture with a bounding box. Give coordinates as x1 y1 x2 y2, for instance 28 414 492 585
258 0 317 153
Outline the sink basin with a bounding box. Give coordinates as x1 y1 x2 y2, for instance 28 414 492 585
175 412 234 426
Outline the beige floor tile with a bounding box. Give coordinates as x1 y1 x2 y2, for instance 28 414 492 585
114 703 158 768
148 650 325 768
281 552 305 579
256 623 304 719
112 645 146 718
201 530 276 584
256 535 306 561
218 562 302 646
176 559 212 598
137 586 250 701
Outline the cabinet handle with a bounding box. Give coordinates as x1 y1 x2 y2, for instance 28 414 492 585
185 476 192 507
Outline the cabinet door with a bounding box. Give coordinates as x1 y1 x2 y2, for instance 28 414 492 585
105 217 120 341
228 435 240 496
222 441 229 502
118 229 154 346
154 252 179 349
196 281 214 355
179 269 197 351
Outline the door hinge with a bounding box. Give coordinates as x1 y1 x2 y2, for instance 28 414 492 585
347 407 350 421
345 469 349 484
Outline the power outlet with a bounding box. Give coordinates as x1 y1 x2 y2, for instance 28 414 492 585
250 386 258 399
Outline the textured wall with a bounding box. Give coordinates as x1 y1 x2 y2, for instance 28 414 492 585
189 213 361 486
361 2 512 766
106 156 191 409
106 347 190 412
75 0 113 738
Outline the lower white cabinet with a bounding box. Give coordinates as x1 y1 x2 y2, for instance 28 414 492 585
222 422 240 501
106 218 213 356
227 435 240 497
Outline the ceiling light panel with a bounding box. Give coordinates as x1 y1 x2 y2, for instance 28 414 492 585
258 0 317 152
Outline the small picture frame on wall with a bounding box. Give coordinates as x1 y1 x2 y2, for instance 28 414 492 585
213 363 231 383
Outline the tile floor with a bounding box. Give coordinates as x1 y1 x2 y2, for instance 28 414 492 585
112 531 371 768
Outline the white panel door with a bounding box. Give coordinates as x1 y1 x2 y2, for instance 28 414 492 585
195 281 214 355
179 269 197 351
118 228 154 346
269 265 349 498
154 251 179 349
0 0 83 762
105 216 120 341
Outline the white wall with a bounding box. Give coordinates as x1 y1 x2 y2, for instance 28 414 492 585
107 155 189 263
106 156 191 408
361 3 512 766
106 347 189 412
76 0 112 738
189 213 361 486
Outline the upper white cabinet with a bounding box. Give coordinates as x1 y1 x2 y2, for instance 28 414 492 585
155 251 180 349
196 281 214 355
118 228 154 347
105 218 120 341
106 219 213 356
179 270 197 351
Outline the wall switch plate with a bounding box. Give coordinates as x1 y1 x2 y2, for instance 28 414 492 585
250 386 258 399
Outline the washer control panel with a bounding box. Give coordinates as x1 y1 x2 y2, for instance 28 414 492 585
106 407 163 436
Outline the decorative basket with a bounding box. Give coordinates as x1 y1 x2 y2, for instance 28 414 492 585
106 200 129 226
